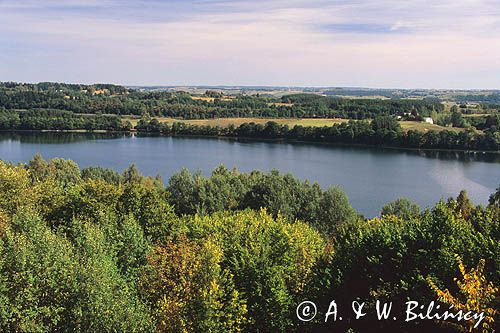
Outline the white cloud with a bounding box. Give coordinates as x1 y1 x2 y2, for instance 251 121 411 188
0 0 117 9
0 0 499 88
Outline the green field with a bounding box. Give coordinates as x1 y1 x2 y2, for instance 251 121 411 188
399 121 463 132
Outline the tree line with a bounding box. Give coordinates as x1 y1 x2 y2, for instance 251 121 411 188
1 107 498 151
0 108 125 131
136 116 500 151
0 156 498 332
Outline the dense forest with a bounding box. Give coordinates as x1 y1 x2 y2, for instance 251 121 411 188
0 156 498 332
0 82 444 119
455 94 500 104
136 117 500 151
0 109 124 131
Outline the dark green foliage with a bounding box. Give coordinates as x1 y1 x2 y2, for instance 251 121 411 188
322 198 499 332
315 186 359 234
0 108 124 131
167 167 360 235
489 185 500 208
0 81 442 120
281 93 443 118
371 115 402 132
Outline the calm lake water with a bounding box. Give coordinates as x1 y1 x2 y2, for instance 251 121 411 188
1 132 499 217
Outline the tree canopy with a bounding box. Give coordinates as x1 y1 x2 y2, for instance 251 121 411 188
0 156 498 332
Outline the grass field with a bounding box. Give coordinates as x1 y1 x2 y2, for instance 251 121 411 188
399 121 463 132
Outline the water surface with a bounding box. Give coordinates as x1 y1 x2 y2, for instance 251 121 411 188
1 132 498 216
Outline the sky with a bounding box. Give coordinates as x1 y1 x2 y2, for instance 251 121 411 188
1 0 500 89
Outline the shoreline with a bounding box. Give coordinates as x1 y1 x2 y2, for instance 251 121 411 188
166 134 500 154
1 129 499 154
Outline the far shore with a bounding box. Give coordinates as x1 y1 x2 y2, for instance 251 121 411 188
1 129 499 155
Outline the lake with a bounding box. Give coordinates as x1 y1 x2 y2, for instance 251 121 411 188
0 132 499 217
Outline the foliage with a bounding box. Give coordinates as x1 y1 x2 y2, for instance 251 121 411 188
381 198 420 220
140 235 248 332
167 167 359 235
0 108 124 131
0 156 497 332
428 255 498 332
320 194 499 332
137 118 500 151
0 82 443 120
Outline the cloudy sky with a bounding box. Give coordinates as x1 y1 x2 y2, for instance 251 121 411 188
1 0 500 88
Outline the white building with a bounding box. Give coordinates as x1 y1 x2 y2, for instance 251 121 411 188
423 117 434 124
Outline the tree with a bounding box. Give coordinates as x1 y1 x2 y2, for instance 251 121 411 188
46 158 82 185
27 154 49 182
140 235 247 332
174 209 325 332
0 156 498 332
488 185 500 208
450 110 468 128
73 221 153 332
0 160 34 215
0 212 79 332
381 198 420 220
428 255 498 332
371 115 402 133
455 190 474 220
316 186 359 235
323 201 498 332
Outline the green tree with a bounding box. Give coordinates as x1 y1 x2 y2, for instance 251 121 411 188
0 212 79 332
381 198 420 220
140 235 247 332
316 186 359 235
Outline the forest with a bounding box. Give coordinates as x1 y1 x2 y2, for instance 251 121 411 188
0 82 445 119
0 109 124 131
0 155 498 332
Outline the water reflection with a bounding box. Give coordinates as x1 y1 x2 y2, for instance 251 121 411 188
1 131 498 163
234 138 500 164
0 131 130 144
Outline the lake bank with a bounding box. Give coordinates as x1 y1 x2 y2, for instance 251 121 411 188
1 129 499 154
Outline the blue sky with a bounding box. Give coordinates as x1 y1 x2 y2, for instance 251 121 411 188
1 0 500 88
